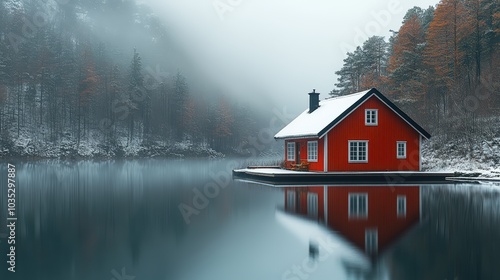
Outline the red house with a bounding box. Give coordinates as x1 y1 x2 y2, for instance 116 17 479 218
284 185 421 255
274 88 431 171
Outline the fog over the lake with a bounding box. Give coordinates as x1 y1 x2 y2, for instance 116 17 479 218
143 0 438 113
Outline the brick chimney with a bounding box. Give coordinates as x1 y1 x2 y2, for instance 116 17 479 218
309 89 319 113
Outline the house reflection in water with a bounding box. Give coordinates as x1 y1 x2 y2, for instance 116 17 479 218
284 185 421 257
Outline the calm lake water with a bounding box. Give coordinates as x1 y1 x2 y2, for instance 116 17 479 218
1 159 499 280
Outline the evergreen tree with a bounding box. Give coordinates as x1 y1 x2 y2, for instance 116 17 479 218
170 71 188 140
127 48 143 144
359 36 388 91
214 97 233 152
334 36 388 95
334 47 365 95
387 15 426 101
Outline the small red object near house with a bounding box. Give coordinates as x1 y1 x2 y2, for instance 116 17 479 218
274 88 431 171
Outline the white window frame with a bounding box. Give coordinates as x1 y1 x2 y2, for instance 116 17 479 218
397 195 406 217
307 141 318 162
286 191 296 211
348 193 368 218
307 192 318 218
365 229 378 254
287 142 295 161
397 141 407 159
348 141 368 163
365 109 378 126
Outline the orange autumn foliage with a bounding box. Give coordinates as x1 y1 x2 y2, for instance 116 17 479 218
387 15 426 100
425 0 471 88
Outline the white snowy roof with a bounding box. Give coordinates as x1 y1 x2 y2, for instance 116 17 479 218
274 89 370 139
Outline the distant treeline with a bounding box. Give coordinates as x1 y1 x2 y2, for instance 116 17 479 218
0 0 265 157
332 1 499 145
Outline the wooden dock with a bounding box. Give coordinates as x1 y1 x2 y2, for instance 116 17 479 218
232 168 458 185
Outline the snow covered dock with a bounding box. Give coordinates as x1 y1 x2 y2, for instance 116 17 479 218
232 167 456 185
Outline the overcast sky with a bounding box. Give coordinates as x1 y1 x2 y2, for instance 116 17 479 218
144 0 439 113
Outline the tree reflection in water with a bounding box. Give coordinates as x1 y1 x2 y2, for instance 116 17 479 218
388 185 500 280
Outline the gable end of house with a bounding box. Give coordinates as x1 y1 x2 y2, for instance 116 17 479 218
317 88 431 139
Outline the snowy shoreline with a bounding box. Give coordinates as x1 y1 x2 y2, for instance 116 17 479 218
421 135 500 180
0 137 226 159
2 132 499 182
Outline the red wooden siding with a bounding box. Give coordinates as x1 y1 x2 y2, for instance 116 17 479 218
284 187 325 222
327 95 420 171
284 138 324 171
327 186 420 253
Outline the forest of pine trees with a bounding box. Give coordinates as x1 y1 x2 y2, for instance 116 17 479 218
333 1 499 149
0 0 266 158
1 0 498 159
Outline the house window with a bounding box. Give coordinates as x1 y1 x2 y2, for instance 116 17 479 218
287 142 295 161
348 193 368 218
397 196 406 217
365 109 378 126
397 141 406 159
348 141 368 163
365 229 378 254
307 193 318 218
307 141 318 162
286 191 296 211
